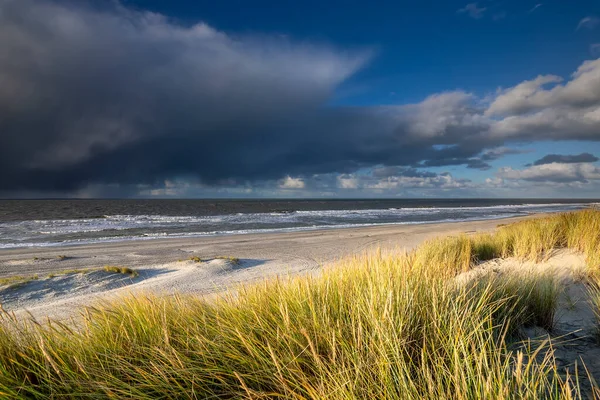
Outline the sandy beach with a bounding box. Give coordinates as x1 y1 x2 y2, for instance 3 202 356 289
0 216 536 321
2 210 600 396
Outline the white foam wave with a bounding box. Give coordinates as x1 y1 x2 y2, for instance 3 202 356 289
0 202 591 249
0 214 514 249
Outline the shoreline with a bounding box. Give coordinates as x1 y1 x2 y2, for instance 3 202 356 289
0 215 524 251
0 214 544 320
1 202 590 251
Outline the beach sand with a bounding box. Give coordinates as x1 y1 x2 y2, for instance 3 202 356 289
0 216 538 321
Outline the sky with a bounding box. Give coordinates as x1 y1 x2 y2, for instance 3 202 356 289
1 0 600 198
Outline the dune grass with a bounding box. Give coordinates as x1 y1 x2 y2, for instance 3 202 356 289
189 256 241 264
215 255 241 264
0 267 139 289
413 209 600 276
103 265 139 277
0 210 599 398
0 275 39 290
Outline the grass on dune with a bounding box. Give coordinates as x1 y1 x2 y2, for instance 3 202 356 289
0 275 39 290
103 265 139 277
0 267 139 289
188 256 241 264
0 257 568 399
414 209 600 276
1 210 600 398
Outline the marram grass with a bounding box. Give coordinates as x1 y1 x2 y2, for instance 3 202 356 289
1 210 600 398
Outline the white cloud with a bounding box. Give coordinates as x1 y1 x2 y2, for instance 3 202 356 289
488 59 600 116
458 3 487 19
337 175 359 189
577 16 600 30
529 4 543 13
497 163 600 183
403 92 486 138
364 173 471 191
382 56 600 148
279 176 305 189
486 75 564 116
330 170 473 192
481 59 600 142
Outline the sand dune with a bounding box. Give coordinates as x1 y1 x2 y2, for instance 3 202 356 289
457 249 600 391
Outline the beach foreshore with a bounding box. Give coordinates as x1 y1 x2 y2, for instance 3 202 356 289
0 215 540 320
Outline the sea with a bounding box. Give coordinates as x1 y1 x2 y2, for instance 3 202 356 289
0 199 596 249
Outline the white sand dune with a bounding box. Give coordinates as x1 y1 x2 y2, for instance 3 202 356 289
1 258 250 321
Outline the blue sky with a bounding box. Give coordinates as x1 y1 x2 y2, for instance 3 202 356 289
121 0 599 104
2 0 600 198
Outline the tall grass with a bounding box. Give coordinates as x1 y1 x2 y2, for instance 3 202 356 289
414 209 600 274
1 210 599 398
0 256 568 399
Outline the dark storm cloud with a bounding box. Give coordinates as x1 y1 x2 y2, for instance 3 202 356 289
0 0 366 191
480 147 528 161
5 1 600 196
420 158 491 170
0 0 501 194
465 159 492 170
417 147 530 171
371 166 438 178
530 153 599 166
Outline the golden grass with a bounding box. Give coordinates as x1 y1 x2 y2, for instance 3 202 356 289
103 265 139 277
189 256 241 264
0 210 599 398
0 267 139 289
0 275 39 290
215 255 241 264
413 209 600 275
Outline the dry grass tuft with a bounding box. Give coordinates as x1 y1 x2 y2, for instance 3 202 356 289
103 266 139 277
215 256 240 264
189 256 240 264
0 275 39 290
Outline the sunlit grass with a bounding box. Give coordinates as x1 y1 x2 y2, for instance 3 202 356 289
0 210 599 398
415 209 600 273
0 267 139 290
103 265 139 277
189 256 240 264
0 275 39 290
214 255 240 264
0 258 571 399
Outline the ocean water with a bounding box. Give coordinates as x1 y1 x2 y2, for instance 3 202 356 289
0 199 595 249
